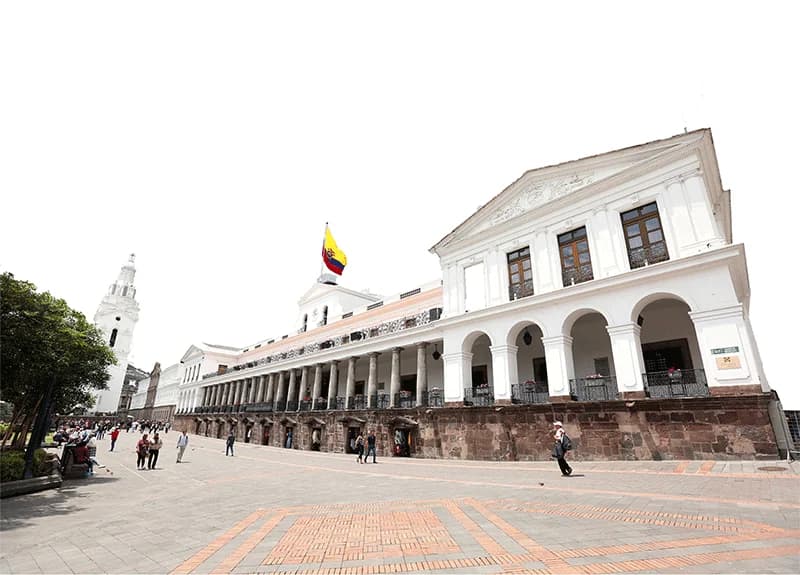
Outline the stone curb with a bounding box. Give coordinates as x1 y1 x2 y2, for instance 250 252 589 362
0 471 63 499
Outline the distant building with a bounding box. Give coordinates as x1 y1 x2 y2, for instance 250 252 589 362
116 363 149 415
91 254 140 414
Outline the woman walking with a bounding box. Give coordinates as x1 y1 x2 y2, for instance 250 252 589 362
355 432 364 464
136 434 150 470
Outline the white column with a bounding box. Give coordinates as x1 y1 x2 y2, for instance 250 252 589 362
275 371 286 405
265 374 275 402
312 364 323 405
300 366 309 405
542 335 575 398
443 352 472 403
254 376 263 403
286 370 297 405
346 356 357 409
490 344 518 401
390 347 402 407
327 360 339 409
416 343 428 406
690 304 764 393
367 352 380 407
606 323 646 396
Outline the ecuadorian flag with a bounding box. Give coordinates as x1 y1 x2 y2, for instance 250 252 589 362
322 225 347 275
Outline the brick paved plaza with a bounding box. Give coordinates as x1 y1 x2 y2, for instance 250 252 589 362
1 431 798 574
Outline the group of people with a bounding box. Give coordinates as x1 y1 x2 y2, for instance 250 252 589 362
353 429 377 464
135 431 190 469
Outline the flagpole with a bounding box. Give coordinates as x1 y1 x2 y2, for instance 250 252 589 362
319 222 327 279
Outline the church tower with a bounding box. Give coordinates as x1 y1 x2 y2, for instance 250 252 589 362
91 254 140 414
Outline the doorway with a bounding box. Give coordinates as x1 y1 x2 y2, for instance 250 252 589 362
346 426 361 453
642 339 693 372
284 426 294 449
393 428 412 457
261 424 271 446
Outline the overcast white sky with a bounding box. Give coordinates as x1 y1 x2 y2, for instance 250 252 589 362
1 2 797 408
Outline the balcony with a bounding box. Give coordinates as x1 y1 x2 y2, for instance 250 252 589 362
313 398 328 411
464 386 494 407
353 395 367 410
246 401 273 412
508 279 534 301
562 264 593 287
643 369 709 398
570 376 619 401
394 391 416 409
299 400 312 412
629 242 669 270
285 400 298 412
511 382 550 404
376 394 390 409
426 388 444 407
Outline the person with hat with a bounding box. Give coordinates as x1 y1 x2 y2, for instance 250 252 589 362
552 421 573 476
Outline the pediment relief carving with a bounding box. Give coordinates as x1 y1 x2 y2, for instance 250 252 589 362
482 173 595 231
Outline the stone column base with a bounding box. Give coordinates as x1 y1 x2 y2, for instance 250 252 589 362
494 398 513 406
709 385 764 397
444 401 464 407
548 395 573 403
620 391 647 399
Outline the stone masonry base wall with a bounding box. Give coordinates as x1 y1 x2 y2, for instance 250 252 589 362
175 394 778 462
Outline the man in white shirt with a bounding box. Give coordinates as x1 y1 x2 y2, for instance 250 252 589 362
176 431 189 463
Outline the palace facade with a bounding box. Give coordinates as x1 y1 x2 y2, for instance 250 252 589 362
170 129 786 460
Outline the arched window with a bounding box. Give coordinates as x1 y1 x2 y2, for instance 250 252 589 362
302 314 308 332
109 328 118 348
323 306 328 326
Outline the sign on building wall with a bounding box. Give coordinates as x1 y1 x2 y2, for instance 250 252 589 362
715 355 741 370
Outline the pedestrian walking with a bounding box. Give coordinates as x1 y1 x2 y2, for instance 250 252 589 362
355 432 364 463
552 421 573 476
226 431 235 456
176 431 189 463
366 430 377 463
136 434 150 470
109 427 120 451
148 433 163 469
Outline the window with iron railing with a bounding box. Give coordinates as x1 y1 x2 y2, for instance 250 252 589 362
621 202 669 269
507 246 534 301
558 227 593 286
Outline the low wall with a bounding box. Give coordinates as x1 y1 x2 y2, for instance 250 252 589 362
174 394 778 461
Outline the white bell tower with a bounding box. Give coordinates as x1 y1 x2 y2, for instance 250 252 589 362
91 254 141 414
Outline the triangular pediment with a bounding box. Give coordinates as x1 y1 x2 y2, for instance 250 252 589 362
180 344 204 363
432 130 707 253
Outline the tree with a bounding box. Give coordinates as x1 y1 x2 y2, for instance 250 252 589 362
0 272 115 449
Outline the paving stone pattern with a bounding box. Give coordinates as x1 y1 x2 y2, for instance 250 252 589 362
1 432 798 574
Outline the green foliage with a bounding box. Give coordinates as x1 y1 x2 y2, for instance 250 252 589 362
0 423 8 436
0 272 115 417
0 451 25 482
0 449 50 482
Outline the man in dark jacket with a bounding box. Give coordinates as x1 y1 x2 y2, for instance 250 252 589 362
366 430 377 463
226 431 235 456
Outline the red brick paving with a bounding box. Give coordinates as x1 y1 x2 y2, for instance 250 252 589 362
169 498 799 574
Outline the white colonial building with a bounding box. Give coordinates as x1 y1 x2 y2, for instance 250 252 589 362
169 130 778 460
92 254 140 414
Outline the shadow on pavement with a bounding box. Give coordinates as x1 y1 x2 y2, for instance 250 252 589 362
0 477 121 532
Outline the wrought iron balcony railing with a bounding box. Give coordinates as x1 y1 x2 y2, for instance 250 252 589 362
569 376 618 401
353 396 367 410
336 397 347 410
245 401 274 412
426 388 444 407
299 400 312 412
285 400 298 412
508 279 534 301
464 386 494 407
313 399 328 411
511 382 550 404
376 393 390 409
628 242 669 270
643 369 708 398
394 392 416 409
562 264 593 287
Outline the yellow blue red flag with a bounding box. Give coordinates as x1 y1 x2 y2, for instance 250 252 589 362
322 225 347 275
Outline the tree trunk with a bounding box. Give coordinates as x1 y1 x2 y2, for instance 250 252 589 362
1 408 22 448
12 398 40 450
